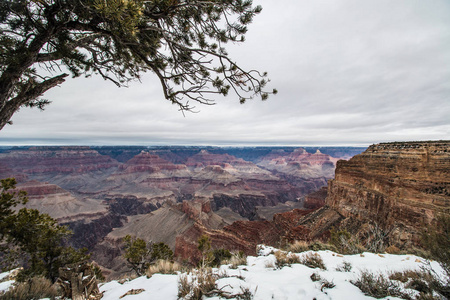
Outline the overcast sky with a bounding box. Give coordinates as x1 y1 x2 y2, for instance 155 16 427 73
1 0 449 146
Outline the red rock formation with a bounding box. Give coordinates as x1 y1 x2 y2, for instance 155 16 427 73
323 141 450 246
119 151 186 173
14 180 108 222
0 162 28 182
258 148 338 170
327 141 449 226
304 187 327 209
256 148 338 197
16 180 68 196
174 222 255 265
178 208 315 260
0 147 119 174
186 150 244 167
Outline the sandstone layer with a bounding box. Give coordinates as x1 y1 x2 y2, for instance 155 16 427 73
256 148 339 196
15 180 107 222
324 141 449 246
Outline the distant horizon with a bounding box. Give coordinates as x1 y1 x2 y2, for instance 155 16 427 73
0 143 370 148
1 139 448 148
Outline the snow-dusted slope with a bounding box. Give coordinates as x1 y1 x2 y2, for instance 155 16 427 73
99 246 446 300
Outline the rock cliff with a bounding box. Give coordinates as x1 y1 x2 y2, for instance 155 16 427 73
257 148 339 196
0 147 120 191
324 141 450 246
15 180 108 222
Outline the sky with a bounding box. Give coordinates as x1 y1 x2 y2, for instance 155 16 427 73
1 0 449 146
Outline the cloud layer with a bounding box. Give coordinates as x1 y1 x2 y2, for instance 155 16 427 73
1 0 449 146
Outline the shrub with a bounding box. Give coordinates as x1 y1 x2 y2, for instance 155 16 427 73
421 213 450 299
385 245 401 254
228 251 247 269
177 268 217 300
364 222 391 253
310 272 321 282
236 286 254 300
147 260 182 277
389 269 449 299
287 241 309 253
351 270 404 298
197 235 214 268
329 228 365 254
389 270 434 284
422 213 450 278
308 241 338 252
300 253 326 270
335 261 352 272
0 276 59 300
320 279 335 291
274 251 300 269
407 278 432 295
91 262 105 282
211 248 232 267
151 242 174 261
123 236 174 276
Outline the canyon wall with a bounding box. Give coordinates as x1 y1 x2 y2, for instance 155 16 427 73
325 141 449 245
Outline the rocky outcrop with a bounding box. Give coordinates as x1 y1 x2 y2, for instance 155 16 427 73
15 180 108 222
257 148 339 196
119 151 186 173
324 141 450 246
257 148 338 178
93 200 232 273
87 150 301 219
0 147 120 192
304 187 327 209
0 146 119 174
211 192 297 221
214 208 314 250
235 141 450 248
174 222 255 265
186 150 244 167
0 163 28 183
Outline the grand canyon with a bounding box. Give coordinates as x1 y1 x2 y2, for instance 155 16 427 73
0 142 448 279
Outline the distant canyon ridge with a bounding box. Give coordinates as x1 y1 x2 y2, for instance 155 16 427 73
1 143 447 278
0 145 362 276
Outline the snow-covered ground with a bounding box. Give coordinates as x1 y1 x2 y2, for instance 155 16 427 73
100 246 446 300
1 246 446 299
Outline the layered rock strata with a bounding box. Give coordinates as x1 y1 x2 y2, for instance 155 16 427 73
324 141 450 245
303 187 327 209
15 180 107 222
257 148 339 196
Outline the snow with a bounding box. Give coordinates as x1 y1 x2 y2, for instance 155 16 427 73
101 274 178 300
0 246 446 300
99 246 446 300
0 271 13 293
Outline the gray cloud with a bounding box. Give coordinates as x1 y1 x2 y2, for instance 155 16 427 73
1 0 449 146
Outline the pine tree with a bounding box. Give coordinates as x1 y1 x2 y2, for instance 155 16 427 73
0 0 277 130
0 178 89 282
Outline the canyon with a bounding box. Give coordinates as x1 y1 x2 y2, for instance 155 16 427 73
225 141 450 252
0 145 361 276
3 142 447 277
